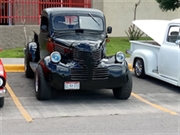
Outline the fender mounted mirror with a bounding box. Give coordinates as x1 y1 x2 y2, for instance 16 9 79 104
107 26 112 34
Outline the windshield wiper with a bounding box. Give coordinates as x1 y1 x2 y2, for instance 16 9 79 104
88 13 100 26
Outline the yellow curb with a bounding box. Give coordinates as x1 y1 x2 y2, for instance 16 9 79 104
4 64 133 72
4 64 25 72
128 64 133 71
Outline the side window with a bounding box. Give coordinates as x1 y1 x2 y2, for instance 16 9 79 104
167 26 180 43
40 16 48 32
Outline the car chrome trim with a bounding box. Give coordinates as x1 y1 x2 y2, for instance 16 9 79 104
0 89 6 98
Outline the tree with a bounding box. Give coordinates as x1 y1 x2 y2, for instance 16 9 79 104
156 0 180 11
125 0 144 40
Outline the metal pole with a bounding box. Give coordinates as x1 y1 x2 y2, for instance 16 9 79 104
8 0 12 25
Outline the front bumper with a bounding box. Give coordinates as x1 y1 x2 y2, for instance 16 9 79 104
0 88 6 98
44 57 130 90
50 71 129 90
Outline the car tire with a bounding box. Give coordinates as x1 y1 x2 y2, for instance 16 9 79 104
134 58 146 78
25 44 34 78
35 64 51 100
113 72 132 99
0 97 4 107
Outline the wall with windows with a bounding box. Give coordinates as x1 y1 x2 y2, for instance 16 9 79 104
0 0 91 25
1 0 180 49
0 0 91 49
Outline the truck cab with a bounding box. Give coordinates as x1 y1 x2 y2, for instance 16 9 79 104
24 7 133 100
129 19 180 86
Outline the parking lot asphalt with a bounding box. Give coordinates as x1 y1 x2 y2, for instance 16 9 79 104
1 58 180 134
1 72 179 134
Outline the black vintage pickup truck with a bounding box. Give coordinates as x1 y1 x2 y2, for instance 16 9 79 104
24 7 132 100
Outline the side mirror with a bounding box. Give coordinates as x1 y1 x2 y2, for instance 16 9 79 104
41 25 47 32
107 26 112 34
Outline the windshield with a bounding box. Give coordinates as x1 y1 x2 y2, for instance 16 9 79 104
52 15 104 31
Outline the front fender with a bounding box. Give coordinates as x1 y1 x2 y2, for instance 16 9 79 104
41 55 129 78
0 59 6 80
131 49 158 74
42 56 70 74
0 59 6 95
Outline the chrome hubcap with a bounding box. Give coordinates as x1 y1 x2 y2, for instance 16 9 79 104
135 60 142 76
35 72 39 92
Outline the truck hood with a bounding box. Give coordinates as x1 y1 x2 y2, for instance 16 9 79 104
53 34 105 49
132 19 170 45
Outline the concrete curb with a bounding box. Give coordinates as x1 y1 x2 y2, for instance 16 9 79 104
4 64 25 72
4 64 133 72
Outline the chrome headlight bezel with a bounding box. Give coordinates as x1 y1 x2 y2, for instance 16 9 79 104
0 78 3 87
50 51 61 64
115 51 125 63
0 77 5 87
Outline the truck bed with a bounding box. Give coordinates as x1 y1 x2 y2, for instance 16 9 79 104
129 40 160 54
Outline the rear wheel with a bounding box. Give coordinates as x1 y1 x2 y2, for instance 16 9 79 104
134 58 146 78
24 44 34 78
0 97 4 107
113 72 132 99
35 64 51 100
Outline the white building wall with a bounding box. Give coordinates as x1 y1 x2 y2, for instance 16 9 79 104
93 0 180 37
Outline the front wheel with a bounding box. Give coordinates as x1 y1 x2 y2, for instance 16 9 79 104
34 64 51 100
113 72 133 100
0 97 4 107
134 58 146 78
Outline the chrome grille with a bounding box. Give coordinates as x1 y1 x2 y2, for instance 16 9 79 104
71 67 109 80
73 48 101 61
93 68 109 80
71 68 88 80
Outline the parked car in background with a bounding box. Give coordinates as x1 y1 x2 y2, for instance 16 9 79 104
128 18 180 86
0 59 6 107
24 7 132 100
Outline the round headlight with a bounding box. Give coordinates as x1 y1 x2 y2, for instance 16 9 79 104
0 78 3 87
115 52 125 63
50 51 61 63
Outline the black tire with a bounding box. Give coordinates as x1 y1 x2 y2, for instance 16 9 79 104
0 97 4 108
34 64 51 100
113 72 133 99
24 44 34 78
134 58 146 78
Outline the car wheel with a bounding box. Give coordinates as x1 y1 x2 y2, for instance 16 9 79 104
0 97 4 107
35 64 51 100
25 44 34 78
113 72 132 99
134 58 145 78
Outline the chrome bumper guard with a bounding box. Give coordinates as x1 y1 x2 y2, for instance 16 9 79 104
0 89 6 98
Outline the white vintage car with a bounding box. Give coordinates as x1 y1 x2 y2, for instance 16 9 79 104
128 18 180 86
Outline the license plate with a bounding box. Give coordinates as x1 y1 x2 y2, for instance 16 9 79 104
64 82 80 90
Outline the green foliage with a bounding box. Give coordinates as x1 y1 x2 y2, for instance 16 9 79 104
0 38 131 58
0 37 152 58
106 37 130 57
125 24 144 40
0 47 24 58
156 0 180 11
